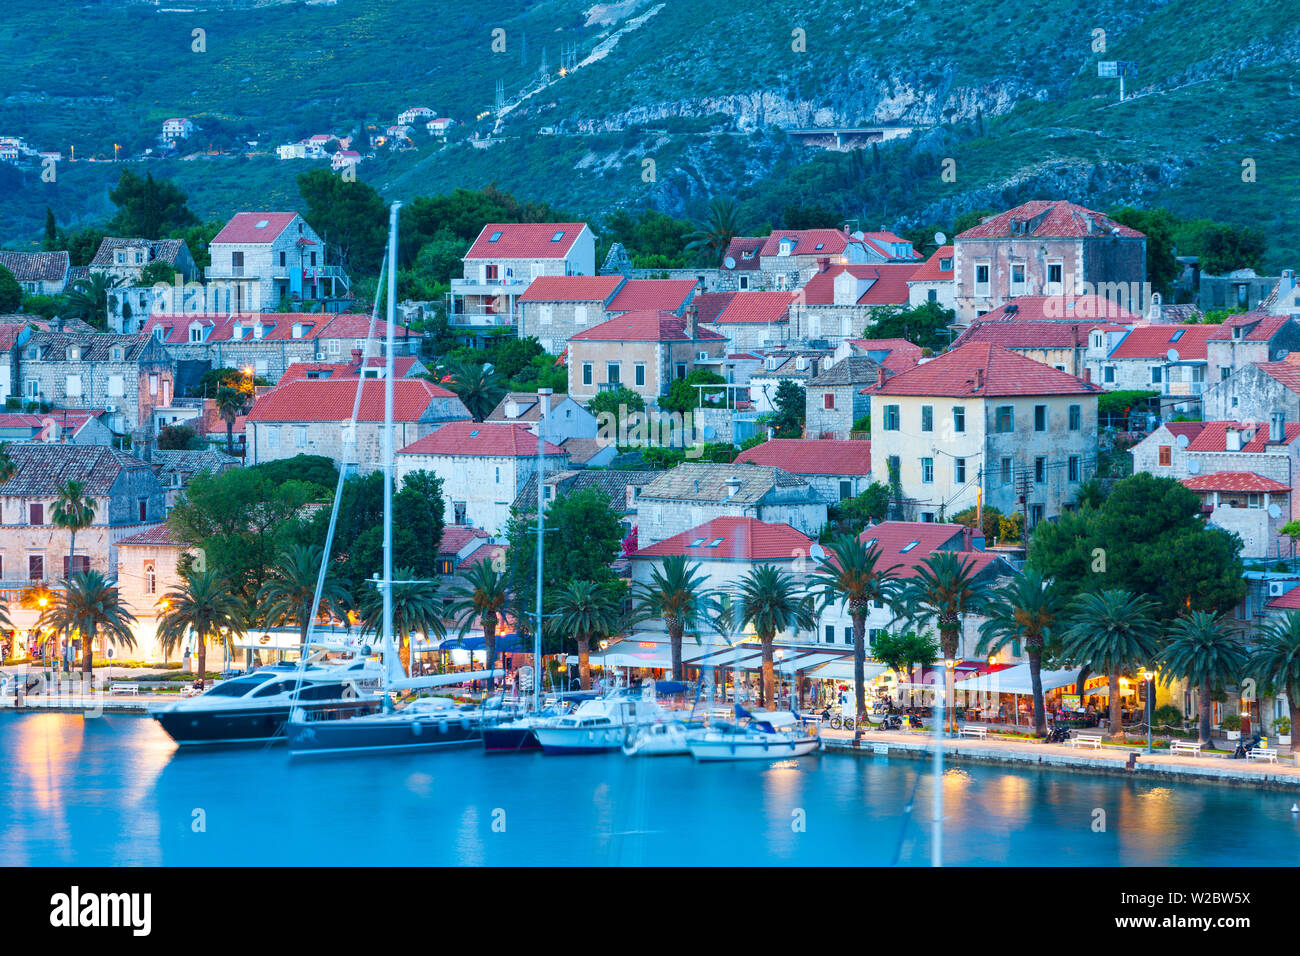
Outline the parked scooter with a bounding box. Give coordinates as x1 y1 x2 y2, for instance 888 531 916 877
1044 723 1072 744
879 714 903 731
1231 733 1262 759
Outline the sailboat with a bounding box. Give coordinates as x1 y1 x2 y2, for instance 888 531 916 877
285 201 500 758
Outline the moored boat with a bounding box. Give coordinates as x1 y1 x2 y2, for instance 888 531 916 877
533 692 674 755
622 719 691 756
685 706 821 762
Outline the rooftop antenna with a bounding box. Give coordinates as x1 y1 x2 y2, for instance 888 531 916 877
495 79 505 117
1097 60 1138 102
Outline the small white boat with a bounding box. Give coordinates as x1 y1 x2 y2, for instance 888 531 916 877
622 720 691 756
534 691 673 755
686 706 821 762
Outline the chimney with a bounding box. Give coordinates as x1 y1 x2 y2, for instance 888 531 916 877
1083 367 1092 384
684 303 698 340
1226 426 1241 452
974 368 985 390
725 476 742 499
817 256 830 274
1271 412 1285 444
350 347 363 365
877 368 887 388
1282 269 1296 297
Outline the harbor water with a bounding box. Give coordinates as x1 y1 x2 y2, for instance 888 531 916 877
3 713 1298 866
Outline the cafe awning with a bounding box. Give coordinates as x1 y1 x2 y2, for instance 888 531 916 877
955 664 1083 696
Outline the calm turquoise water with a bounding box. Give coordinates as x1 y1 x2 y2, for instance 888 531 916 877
2 713 1298 866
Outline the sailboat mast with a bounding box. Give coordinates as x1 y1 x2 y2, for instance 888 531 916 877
533 387 551 712
382 201 401 689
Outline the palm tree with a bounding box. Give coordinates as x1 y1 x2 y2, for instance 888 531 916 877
157 568 247 687
37 571 137 679
552 580 620 690
0 443 16 484
1060 590 1162 738
52 479 96 580
685 197 743 267
1160 611 1248 745
629 554 713 681
65 272 122 328
809 534 899 723
446 560 510 690
897 551 990 732
440 357 507 421
1251 611 1300 750
257 545 351 657
976 570 1067 736
359 568 445 675
736 565 814 707
214 385 246 455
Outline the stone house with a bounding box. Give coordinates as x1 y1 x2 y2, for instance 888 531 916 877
1203 362 1300 423
91 237 199 286
953 201 1147 324
0 442 166 585
13 329 175 435
245 378 470 471
0 251 70 296
485 392 598 444
114 523 187 662
952 296 1139 378
745 348 834 414
1205 313 1300 384
804 356 882 439
865 343 1101 527
790 262 919 344
206 212 350 313
147 448 240 512
517 275 624 355
567 309 727 405
906 245 955 309
1088 324 1219 415
707 291 795 351
449 222 596 329
511 468 659 541
734 438 872 502
395 421 569 533
634 462 828 547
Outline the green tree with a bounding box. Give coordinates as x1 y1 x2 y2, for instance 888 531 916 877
439 356 507 421
1251 612 1300 751
736 565 815 707
297 168 387 276
214 386 246 455
42 207 58 250
587 385 645 422
0 265 23 312
1159 611 1248 745
864 301 955 351
630 554 714 681
552 580 621 689
138 260 176 287
257 544 352 657
1060 590 1162 737
64 272 122 329
393 470 446 578
107 169 198 239
685 197 744 267
810 535 899 721
0 444 16 484
359 568 445 675
770 380 806 438
51 479 95 580
156 568 247 685
976 570 1067 735
447 560 511 690
38 571 136 679
661 369 727 414
1108 206 1180 299
1174 219 1267 276
870 630 938 706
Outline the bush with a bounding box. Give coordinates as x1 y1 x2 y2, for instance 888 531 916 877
1152 704 1184 729
1274 716 1291 735
1220 714 1242 732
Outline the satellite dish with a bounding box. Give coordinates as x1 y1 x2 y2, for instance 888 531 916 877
723 256 736 270
702 424 717 440
851 231 865 241
934 232 947 246
809 543 827 562
1176 434 1189 448
1166 348 1180 363
1186 460 1201 474
1269 503 1283 519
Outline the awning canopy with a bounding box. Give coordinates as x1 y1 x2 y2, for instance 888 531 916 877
955 664 1084 696
798 659 887 682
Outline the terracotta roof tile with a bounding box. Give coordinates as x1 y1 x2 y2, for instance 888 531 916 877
956 201 1144 240
734 439 870 476
909 245 954 282
954 319 1131 350
464 223 588 260
632 517 814 561
722 237 765 270
247 379 463 423
0 442 150 496
397 421 567 457
1108 324 1219 361
517 275 623 303
759 229 853 258
570 310 725 343
211 212 299 244
1181 471 1290 494
116 523 181 547
606 279 696 313
1253 362 1300 395
712 291 794 324
857 521 1003 578
798 264 918 307
972 295 1141 324
864 343 1100 397
0 250 69 283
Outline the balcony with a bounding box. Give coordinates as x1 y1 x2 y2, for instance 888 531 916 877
447 309 515 328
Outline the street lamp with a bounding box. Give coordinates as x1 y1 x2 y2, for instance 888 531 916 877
943 658 956 735
1139 666 1155 753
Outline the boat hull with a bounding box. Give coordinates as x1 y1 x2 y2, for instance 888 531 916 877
287 712 482 756
153 699 379 746
482 725 542 753
687 735 821 762
534 725 625 754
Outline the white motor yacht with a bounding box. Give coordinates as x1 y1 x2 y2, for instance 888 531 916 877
685 706 821 761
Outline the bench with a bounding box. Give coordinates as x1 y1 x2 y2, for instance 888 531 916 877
109 683 140 696
1169 740 1202 757
1067 733 1104 750
1247 748 1278 764
959 726 988 740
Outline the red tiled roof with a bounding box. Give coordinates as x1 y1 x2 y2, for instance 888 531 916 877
632 517 814 561
856 521 1000 578
607 279 696 313
1183 421 1300 453
140 312 411 345
956 201 1145 240
398 421 567 457
279 356 419 383
570 310 725 343
974 295 1141 324
464 222 588 259
1181 471 1290 494
459 543 505 571
317 314 417 338
247 379 459 423
692 291 735 325
1209 312 1291 342
845 338 924 373
908 245 954 281
864 343 1100 397
212 212 299 244
734 439 870 476
722 237 765 270
759 229 852 258
954 319 1130 350
712 291 794 324
1266 587 1300 610
1253 362 1300 395
438 525 489 555
517 275 622 303
1108 325 1218 361
798 264 918 306
116 524 180 547
0 250 69 282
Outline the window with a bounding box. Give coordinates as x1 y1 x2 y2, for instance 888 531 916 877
538 305 553 325
843 627 853 646
887 456 900 484
551 231 565 242
974 261 990 297
634 364 645 387
675 363 687 380
266 427 279 448
1151 365 1163 385
883 405 900 430
231 251 243 274
1103 366 1116 383
921 458 934 483
65 374 82 397
839 479 853 500
138 498 148 522
29 503 44 525
606 362 620 385
189 325 203 343
823 392 835 410
63 555 89 577
295 426 307 448
279 251 286 268
1001 457 1012 485
1010 262 1026 294
1034 404 1046 432
955 458 966 484
108 374 125 398
953 406 965 433
574 305 588 327
824 625 835 643
582 363 593 386
1035 457 1047 483
494 466 501 484
1068 455 1080 482
1047 261 1063 290
310 252 316 266
995 406 1014 433
928 289 937 303
1068 404 1081 430
921 405 933 432
1158 445 1171 466
28 555 44 581
1030 504 1044 526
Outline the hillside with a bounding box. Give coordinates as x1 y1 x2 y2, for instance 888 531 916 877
1 0 1298 268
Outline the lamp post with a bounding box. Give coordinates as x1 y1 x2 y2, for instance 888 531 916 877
943 658 956 735
1139 667 1154 754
